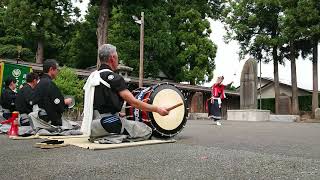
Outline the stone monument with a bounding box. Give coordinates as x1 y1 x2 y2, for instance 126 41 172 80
240 58 257 109
227 58 270 121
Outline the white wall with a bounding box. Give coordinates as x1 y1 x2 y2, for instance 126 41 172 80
259 84 311 99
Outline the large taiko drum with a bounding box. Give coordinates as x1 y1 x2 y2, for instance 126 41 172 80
125 83 188 138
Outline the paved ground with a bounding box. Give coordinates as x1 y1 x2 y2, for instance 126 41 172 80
0 120 320 180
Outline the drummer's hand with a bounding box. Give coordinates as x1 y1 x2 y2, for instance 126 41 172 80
64 98 73 106
119 112 125 117
157 107 169 116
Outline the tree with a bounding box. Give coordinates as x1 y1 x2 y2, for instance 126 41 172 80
169 1 217 84
5 0 79 63
52 0 219 84
59 5 98 68
0 2 34 60
280 0 301 115
92 0 108 67
89 0 128 67
222 0 285 113
109 0 218 84
294 0 320 118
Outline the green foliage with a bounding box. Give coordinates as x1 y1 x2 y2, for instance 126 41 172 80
6 0 78 39
54 67 85 108
63 0 219 84
226 85 237 91
223 0 319 64
222 0 285 63
0 44 34 60
298 95 313 111
258 95 320 113
59 5 98 68
0 5 34 61
109 0 218 84
258 98 275 113
1 0 220 85
279 0 320 60
4 0 80 62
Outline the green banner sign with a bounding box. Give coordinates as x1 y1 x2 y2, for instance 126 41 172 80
1 62 32 93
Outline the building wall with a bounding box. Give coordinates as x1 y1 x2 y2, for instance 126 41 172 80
259 84 311 99
257 79 270 89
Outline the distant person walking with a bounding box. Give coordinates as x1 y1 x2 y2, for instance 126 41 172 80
207 76 233 125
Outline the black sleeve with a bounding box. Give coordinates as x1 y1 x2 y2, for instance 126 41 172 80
8 91 16 107
24 86 34 106
49 82 66 113
32 84 42 106
1 90 16 110
107 73 127 93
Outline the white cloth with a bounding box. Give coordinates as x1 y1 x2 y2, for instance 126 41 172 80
81 69 112 136
211 97 222 105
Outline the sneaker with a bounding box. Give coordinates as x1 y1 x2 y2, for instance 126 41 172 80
216 121 222 126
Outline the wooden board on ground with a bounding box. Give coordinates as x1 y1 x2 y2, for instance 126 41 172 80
9 135 40 140
9 135 86 140
62 137 176 150
40 135 87 140
39 144 69 149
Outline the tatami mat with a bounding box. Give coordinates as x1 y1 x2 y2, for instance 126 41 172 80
62 137 176 150
7 134 176 150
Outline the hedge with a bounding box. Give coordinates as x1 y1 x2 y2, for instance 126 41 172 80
258 95 319 113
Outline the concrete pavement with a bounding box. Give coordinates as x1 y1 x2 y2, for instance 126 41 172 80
0 120 319 179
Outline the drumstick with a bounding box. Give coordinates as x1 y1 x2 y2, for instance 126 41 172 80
166 103 183 111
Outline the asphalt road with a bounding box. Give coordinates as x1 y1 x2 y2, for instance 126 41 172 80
0 120 320 180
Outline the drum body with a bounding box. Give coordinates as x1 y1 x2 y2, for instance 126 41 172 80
125 83 188 138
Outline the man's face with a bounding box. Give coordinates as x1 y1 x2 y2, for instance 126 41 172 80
110 52 119 70
49 65 59 79
10 82 16 91
31 79 39 89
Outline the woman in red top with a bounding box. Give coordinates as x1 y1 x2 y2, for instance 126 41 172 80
207 76 233 125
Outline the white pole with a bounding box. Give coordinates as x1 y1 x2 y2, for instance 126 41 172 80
139 12 144 88
259 60 262 109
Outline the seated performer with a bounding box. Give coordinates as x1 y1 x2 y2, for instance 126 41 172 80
86 44 169 141
15 72 39 126
29 59 74 132
0 76 17 119
208 76 233 126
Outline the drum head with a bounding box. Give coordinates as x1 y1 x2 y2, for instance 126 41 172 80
148 84 187 138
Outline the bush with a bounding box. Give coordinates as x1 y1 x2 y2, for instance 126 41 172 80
227 85 237 91
258 95 320 113
298 95 313 111
258 98 275 113
54 66 85 109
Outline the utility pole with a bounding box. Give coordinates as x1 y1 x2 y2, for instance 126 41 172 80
132 12 145 88
259 59 262 109
139 12 144 88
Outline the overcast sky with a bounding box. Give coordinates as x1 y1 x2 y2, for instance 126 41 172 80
74 1 320 90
